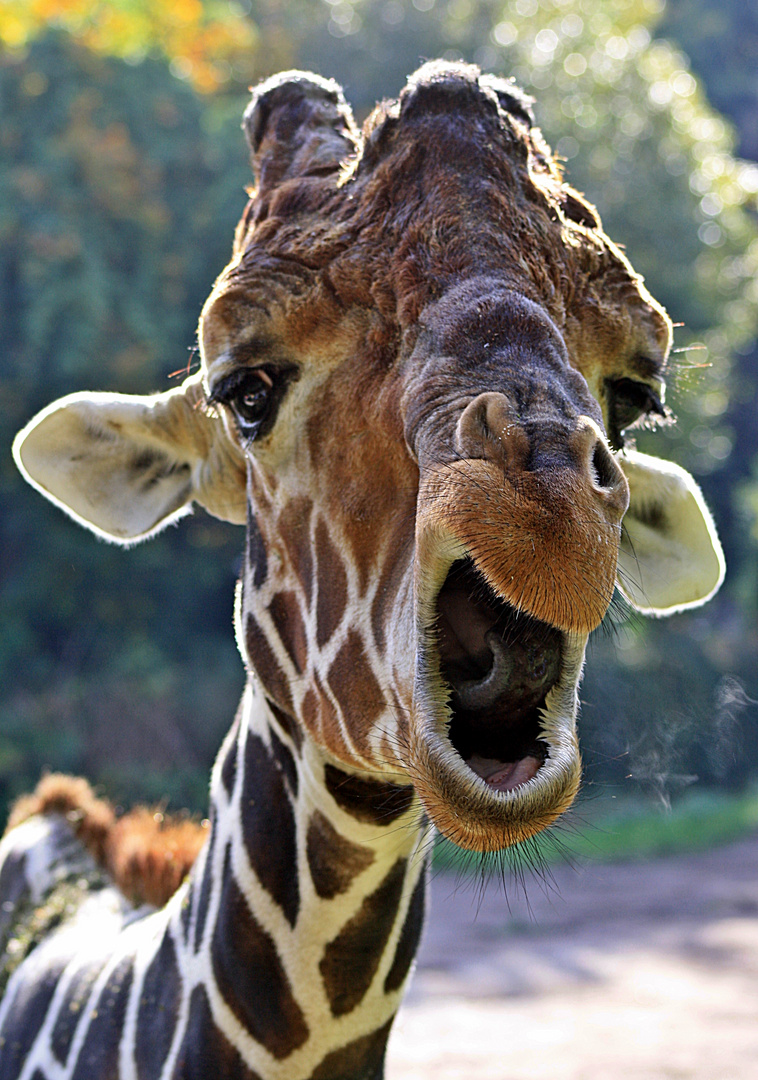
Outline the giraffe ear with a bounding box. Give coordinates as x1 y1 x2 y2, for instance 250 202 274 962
615 449 725 615
243 70 360 194
12 373 247 544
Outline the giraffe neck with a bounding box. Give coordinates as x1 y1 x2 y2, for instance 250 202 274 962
0 685 428 1080
167 681 428 1078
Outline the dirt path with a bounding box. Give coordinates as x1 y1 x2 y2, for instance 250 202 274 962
387 834 758 1079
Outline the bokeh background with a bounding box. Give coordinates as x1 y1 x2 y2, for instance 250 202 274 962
2 0 758 852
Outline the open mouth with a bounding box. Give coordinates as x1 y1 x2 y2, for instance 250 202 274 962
409 534 585 851
435 558 563 793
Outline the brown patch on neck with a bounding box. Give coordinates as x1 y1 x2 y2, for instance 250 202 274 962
324 765 415 825
308 1018 394 1080
212 845 309 1058
384 868 426 993
179 985 264 1080
319 858 407 1017
306 810 375 899
241 733 300 927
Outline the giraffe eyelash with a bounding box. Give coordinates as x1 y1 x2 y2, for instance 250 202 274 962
605 377 671 450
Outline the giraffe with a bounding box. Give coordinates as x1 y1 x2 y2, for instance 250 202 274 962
1 63 724 1079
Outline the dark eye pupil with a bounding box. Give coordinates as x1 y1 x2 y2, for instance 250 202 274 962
614 392 643 431
232 376 273 432
240 388 268 417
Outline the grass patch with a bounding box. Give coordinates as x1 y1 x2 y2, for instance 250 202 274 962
434 786 758 875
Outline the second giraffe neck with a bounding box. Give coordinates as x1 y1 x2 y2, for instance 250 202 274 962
173 681 428 1078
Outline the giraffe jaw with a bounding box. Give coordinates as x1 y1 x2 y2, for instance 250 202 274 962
410 543 585 852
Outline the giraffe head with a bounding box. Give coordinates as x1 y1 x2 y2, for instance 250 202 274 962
14 64 724 853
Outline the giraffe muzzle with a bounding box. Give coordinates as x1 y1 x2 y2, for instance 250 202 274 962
404 391 620 848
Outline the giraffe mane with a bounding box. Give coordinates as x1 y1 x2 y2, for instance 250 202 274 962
5 773 207 908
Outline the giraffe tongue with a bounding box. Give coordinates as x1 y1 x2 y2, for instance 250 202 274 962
466 754 542 792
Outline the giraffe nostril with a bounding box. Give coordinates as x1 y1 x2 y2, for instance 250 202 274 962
591 439 621 491
455 392 529 469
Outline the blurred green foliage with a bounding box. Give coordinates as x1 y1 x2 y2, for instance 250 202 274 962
657 0 758 162
0 33 249 816
0 0 261 92
2 0 758 825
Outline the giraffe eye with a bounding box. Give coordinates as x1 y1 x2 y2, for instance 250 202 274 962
210 366 296 443
235 371 273 426
606 377 668 450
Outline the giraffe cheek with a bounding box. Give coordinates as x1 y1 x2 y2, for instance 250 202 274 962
276 495 315 608
299 675 375 770
326 630 386 762
313 517 349 649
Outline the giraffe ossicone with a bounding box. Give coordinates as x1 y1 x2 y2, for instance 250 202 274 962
3 62 724 1079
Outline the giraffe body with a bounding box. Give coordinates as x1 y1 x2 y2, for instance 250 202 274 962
3 63 724 1078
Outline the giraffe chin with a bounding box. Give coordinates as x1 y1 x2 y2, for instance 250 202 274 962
410 554 587 852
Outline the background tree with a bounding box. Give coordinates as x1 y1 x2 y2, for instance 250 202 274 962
1 0 757 820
